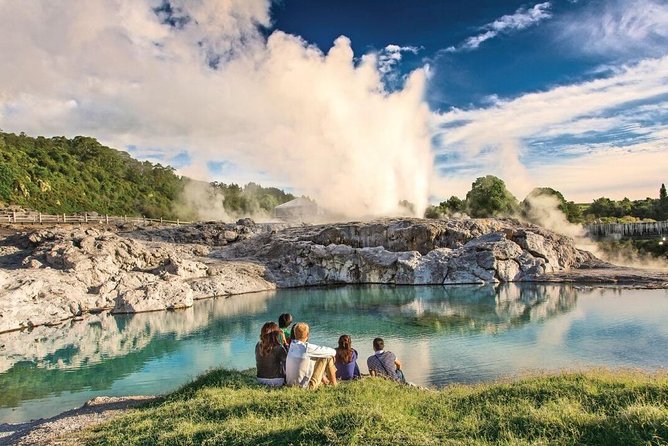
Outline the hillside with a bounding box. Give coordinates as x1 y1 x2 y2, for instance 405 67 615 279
0 132 293 219
82 368 668 446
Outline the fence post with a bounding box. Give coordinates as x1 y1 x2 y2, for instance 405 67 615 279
160 217 163 224
12 211 16 223
176 218 179 226
63 213 66 223
84 213 88 223
39 213 42 224
106 214 109 224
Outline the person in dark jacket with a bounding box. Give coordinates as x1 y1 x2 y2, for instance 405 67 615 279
255 321 288 386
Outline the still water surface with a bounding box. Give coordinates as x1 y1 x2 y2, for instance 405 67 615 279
1 284 667 423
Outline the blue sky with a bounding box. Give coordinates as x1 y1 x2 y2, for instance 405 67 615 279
157 0 668 202
272 0 668 202
0 0 666 214
272 0 586 108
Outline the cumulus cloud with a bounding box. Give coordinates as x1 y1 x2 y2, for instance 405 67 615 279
0 0 434 219
433 56 668 201
559 0 668 56
445 2 552 52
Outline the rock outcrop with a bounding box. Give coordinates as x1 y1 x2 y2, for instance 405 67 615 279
0 217 623 333
221 218 593 287
0 223 276 332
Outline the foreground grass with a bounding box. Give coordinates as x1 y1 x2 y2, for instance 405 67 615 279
87 369 668 446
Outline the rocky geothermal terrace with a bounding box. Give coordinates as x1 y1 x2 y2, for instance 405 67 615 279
1 218 666 333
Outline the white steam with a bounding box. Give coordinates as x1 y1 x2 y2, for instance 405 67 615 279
523 194 668 270
0 0 433 219
177 180 230 222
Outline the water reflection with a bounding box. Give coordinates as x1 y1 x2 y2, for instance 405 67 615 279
1 284 667 424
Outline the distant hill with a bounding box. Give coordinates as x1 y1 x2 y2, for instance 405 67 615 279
0 131 293 219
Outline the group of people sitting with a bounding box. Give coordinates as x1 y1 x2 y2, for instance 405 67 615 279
255 313 405 389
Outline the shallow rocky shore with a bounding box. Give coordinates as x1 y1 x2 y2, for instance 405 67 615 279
0 396 158 446
0 218 666 333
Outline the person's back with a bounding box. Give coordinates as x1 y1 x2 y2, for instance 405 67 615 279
366 337 403 382
334 334 360 381
255 322 288 386
255 340 287 383
286 322 337 389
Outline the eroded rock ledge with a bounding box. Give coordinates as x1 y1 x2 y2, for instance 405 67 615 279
220 218 593 287
0 217 663 333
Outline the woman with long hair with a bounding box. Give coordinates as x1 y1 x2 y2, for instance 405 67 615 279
334 334 360 381
255 321 288 386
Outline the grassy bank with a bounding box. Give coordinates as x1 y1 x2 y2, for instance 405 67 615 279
87 369 668 446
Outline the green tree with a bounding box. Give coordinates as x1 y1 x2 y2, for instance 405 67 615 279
521 187 583 223
585 197 616 218
0 131 287 219
0 164 18 201
617 197 632 217
659 183 668 220
465 175 519 217
424 205 441 219
442 196 465 214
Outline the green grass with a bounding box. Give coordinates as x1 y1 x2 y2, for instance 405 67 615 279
86 369 668 446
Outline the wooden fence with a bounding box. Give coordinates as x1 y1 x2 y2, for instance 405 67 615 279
0 211 192 226
585 221 668 239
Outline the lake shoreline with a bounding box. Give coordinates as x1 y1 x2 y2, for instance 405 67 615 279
0 395 159 446
2 284 668 438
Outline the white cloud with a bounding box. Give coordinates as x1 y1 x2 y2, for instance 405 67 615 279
559 0 668 56
0 0 434 218
446 2 552 52
433 56 668 201
377 44 420 73
535 146 668 201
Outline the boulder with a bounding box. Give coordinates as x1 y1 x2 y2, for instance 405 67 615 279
113 276 193 314
190 262 275 299
162 257 208 279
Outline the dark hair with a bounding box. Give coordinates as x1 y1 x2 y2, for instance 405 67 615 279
289 323 296 341
278 313 293 329
259 321 281 357
336 334 354 364
373 337 384 351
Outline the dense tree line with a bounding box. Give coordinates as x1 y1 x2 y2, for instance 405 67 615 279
583 186 668 222
0 131 293 219
426 175 667 223
211 181 294 216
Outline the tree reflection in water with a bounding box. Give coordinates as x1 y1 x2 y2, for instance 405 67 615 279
6 284 667 425
0 284 579 410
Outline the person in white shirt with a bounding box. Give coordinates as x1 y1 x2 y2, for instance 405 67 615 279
285 322 338 389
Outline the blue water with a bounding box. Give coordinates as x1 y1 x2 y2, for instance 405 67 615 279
1 284 667 423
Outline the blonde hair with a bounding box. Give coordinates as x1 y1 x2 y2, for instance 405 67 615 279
293 322 309 341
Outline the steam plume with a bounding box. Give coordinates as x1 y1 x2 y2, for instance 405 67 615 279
0 0 433 219
522 194 668 270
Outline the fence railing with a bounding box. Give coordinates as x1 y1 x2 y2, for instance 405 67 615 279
585 221 668 238
0 211 192 226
